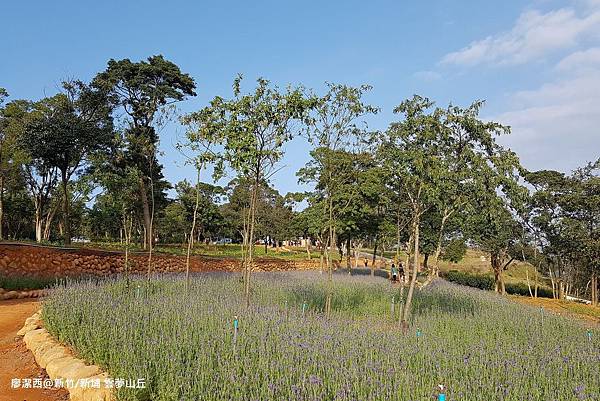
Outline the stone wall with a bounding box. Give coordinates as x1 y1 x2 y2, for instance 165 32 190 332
0 243 320 278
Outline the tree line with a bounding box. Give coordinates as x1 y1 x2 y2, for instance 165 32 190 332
0 55 598 317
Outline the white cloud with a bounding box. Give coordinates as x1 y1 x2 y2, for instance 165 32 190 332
556 47 600 71
434 2 600 172
495 70 600 173
413 70 442 82
442 7 600 66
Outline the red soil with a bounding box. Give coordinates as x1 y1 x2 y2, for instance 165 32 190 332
0 299 68 401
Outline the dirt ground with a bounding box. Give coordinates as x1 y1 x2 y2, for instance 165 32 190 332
0 299 68 401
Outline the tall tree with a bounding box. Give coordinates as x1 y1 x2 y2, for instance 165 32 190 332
425 101 522 283
0 88 9 239
2 99 58 242
180 103 225 290
185 75 313 306
0 92 33 240
525 161 600 303
302 83 378 315
465 146 525 295
380 95 447 328
24 81 113 245
92 55 196 253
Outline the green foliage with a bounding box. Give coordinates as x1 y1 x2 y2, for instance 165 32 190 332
0 275 61 290
525 161 600 299
183 75 313 181
92 55 196 248
22 81 114 244
444 270 495 290
440 238 467 263
504 282 553 298
93 55 196 129
444 270 554 298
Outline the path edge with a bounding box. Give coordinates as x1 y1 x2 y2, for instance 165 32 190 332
17 311 113 401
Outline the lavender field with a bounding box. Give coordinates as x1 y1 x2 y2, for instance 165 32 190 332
42 273 599 401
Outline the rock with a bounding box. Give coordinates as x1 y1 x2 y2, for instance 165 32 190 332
33 341 58 367
39 346 70 367
23 329 53 352
60 362 100 381
46 356 78 378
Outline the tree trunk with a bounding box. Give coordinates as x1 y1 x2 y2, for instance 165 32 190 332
145 174 155 280
305 237 311 260
491 253 506 295
123 212 132 287
423 254 429 272
372 236 378 267
395 206 401 263
185 167 202 293
319 244 324 274
34 206 43 243
61 171 71 246
549 268 557 299
428 212 449 283
43 204 58 241
401 215 420 327
346 237 351 274
526 265 533 298
324 194 334 316
139 177 152 251
591 273 597 306
244 174 260 308
0 175 4 241
558 280 565 300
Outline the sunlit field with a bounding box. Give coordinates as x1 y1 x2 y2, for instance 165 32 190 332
43 273 599 401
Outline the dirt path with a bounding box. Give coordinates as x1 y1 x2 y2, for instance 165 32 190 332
0 299 68 401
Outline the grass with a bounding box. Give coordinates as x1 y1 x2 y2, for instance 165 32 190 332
42 272 599 401
0 275 61 290
511 295 600 324
76 241 320 261
361 248 549 286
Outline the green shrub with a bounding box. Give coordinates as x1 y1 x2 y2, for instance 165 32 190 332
443 270 494 290
0 276 60 290
442 270 554 299
505 282 553 298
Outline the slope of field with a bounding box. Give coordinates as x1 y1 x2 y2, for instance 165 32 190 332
42 273 600 401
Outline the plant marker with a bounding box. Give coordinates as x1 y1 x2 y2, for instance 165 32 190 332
302 301 307 316
136 285 140 298
233 315 239 343
391 296 395 317
587 329 592 342
437 384 446 401
540 306 544 325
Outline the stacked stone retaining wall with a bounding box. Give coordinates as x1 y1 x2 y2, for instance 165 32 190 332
0 242 320 278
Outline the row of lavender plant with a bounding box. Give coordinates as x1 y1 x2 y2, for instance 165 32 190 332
42 272 599 401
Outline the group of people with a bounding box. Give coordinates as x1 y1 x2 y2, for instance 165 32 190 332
390 262 404 284
360 257 405 284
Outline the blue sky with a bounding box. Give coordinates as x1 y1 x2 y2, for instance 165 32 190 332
2 0 599 200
